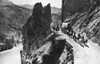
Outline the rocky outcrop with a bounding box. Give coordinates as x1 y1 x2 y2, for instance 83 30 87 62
23 3 51 54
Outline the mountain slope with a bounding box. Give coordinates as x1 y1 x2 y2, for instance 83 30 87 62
0 0 32 37
62 0 93 22
0 0 32 52
0 0 13 5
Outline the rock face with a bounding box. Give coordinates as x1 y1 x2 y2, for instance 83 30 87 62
63 0 100 45
23 3 51 54
62 0 96 22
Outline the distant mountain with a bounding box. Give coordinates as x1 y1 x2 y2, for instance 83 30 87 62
51 6 61 14
0 0 13 5
20 4 33 10
20 4 61 14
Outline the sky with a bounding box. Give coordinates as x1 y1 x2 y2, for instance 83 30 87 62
9 0 62 8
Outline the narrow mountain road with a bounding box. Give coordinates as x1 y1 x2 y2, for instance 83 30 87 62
56 31 100 64
0 44 23 64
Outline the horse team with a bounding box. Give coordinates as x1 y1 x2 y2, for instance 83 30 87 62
61 23 89 47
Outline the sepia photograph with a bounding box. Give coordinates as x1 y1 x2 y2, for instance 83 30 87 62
0 0 100 64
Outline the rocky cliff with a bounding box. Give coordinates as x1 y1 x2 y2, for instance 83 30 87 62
63 0 100 45
22 3 52 54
